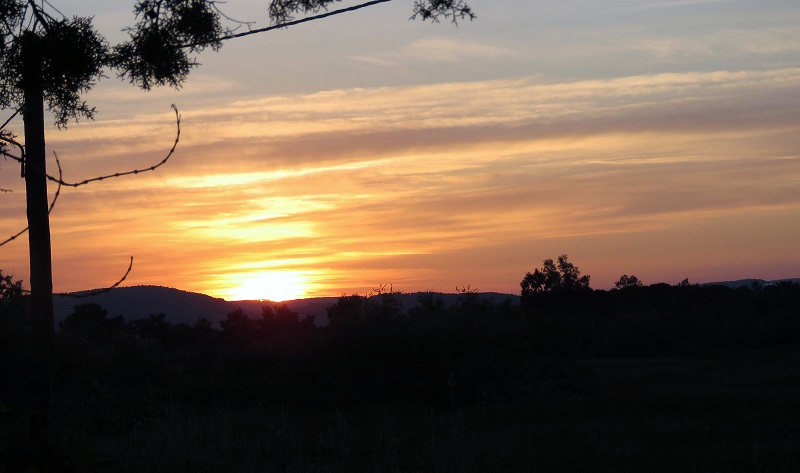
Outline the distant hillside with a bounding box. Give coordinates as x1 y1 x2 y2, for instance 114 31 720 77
53 286 520 327
53 285 340 327
701 278 800 289
53 286 236 326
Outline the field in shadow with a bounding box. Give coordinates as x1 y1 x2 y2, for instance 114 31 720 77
49 346 798 473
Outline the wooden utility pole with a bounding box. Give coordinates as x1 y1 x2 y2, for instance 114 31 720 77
21 30 56 423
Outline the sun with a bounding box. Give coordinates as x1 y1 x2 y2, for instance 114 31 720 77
229 271 309 302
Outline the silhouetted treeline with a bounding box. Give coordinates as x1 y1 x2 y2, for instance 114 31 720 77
1 275 799 417
522 281 800 356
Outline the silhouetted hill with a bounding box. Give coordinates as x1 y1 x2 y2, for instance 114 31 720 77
53 286 236 326
701 278 800 289
53 285 338 327
52 285 520 327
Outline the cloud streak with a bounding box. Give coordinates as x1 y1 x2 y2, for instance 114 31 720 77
349 37 523 67
2 67 798 298
619 0 731 11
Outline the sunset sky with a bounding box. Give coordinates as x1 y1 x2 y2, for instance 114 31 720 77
1 0 799 301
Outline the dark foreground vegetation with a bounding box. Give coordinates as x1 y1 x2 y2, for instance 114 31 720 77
2 262 800 472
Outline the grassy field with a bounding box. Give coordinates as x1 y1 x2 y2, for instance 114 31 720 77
58 345 800 472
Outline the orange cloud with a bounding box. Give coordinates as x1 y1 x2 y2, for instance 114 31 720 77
2 68 799 297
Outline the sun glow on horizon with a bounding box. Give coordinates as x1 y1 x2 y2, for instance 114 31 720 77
224 271 311 302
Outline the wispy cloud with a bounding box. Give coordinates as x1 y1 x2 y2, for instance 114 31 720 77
349 37 523 67
3 68 799 296
627 27 800 58
619 0 731 11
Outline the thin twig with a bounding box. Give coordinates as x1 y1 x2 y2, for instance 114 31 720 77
26 0 52 32
55 256 134 298
45 105 180 188
0 151 62 248
1 107 178 249
0 216 29 248
40 0 66 20
210 2 256 30
19 256 134 298
1 108 21 131
0 149 23 162
0 134 25 176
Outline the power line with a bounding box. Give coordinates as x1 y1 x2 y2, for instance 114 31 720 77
184 0 392 49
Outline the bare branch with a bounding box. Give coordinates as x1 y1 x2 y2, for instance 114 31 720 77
0 148 23 163
25 0 52 32
40 0 67 21
0 132 25 177
0 217 29 248
1 105 178 247
183 0 392 49
56 256 134 298
3 106 179 186
46 104 180 188
1 108 21 131
20 256 134 298
0 149 63 248
209 2 256 31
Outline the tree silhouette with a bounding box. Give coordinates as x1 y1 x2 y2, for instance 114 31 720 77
675 278 697 288
258 303 313 340
0 269 23 303
520 255 592 314
614 274 643 289
1 0 474 459
130 312 171 341
59 303 125 345
520 254 591 298
220 307 258 344
327 293 368 325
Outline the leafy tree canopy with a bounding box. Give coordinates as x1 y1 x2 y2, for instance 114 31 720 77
1 13 107 126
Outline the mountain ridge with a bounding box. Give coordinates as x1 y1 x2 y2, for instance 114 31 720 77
53 285 519 327
699 278 800 288
54 278 799 326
